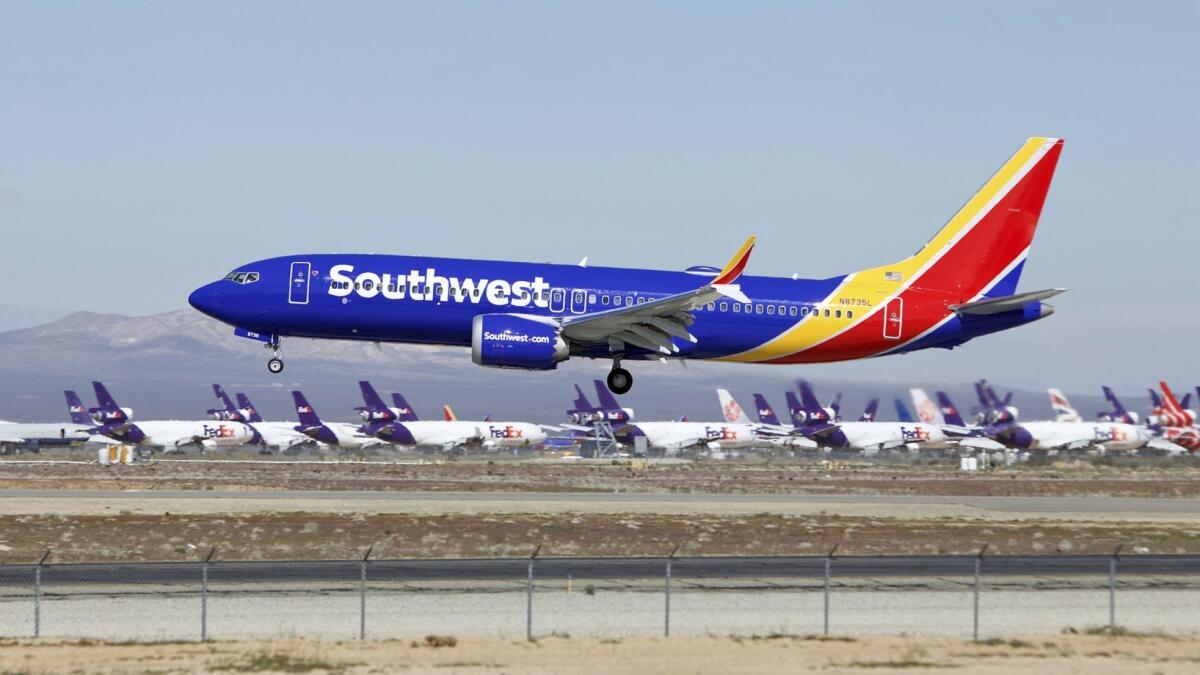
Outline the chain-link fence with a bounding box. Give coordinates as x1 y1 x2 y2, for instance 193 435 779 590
1 553 1198 641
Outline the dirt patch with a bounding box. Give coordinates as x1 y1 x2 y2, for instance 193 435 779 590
1 511 1197 563
3 457 1200 497
1 634 1198 674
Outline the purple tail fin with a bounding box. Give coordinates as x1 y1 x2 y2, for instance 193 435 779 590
828 393 843 421
358 381 392 412
390 393 419 422
64 390 93 426
1101 386 1133 424
90 381 129 422
208 384 243 421
784 391 805 423
235 393 264 423
894 399 914 423
593 379 623 411
572 384 595 413
1148 388 1162 409
213 384 237 411
291 391 324 427
859 398 879 422
752 394 782 426
1182 392 1193 410
936 391 965 426
797 382 826 416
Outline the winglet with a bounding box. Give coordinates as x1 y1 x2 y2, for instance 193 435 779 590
711 235 756 285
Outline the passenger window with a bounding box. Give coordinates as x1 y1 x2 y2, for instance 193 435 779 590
601 295 610 306
625 296 633 306
801 307 809 316
755 304 763 315
789 306 798 317
637 297 646 304
767 305 775 315
835 309 842 318
733 304 741 313
847 310 854 319
720 302 728 312
589 294 597 304
824 309 831 318
707 302 715 311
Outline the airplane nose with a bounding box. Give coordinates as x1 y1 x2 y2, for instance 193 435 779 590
188 282 218 317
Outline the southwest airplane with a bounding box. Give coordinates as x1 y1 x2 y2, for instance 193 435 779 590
189 137 1065 395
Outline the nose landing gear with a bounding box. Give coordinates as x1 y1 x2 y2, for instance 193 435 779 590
606 360 633 395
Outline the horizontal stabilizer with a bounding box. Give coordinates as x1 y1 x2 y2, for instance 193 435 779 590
949 289 1065 316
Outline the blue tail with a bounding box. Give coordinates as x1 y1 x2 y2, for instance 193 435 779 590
390 393 419 421
752 394 782 426
936 391 966 426
1100 386 1135 424
784 391 805 425
208 384 243 421
357 381 395 423
292 391 324 427
828 392 843 421
894 398 914 423
797 382 827 418
235 393 265 423
859 398 879 422
64 390 93 426
572 384 595 413
593 379 623 411
1148 388 1162 409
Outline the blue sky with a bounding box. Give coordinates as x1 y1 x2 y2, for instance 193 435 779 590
1 2 1196 390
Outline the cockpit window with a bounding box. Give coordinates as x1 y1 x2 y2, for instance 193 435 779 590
224 271 260 284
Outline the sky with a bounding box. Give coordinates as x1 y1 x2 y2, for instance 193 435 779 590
1 2 1197 391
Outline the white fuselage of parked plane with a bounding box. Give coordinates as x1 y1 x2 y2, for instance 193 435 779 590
628 422 760 451
389 420 546 450
104 420 257 450
0 422 94 444
1019 421 1151 452
835 422 949 451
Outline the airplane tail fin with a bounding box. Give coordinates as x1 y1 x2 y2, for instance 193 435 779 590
894 398 914 423
861 137 1063 301
208 384 242 421
1158 381 1197 427
859 398 879 422
752 394 782 426
91 381 122 413
592 379 623 411
443 405 458 422
64 390 93 426
909 388 941 424
291 391 323 427
797 382 829 422
390 393 420 421
717 389 752 424
1148 388 1163 410
1048 388 1081 423
572 384 595 413
936 391 966 427
235 393 264 423
1101 386 1137 425
358 381 392 412
784 391 805 424
828 393 843 421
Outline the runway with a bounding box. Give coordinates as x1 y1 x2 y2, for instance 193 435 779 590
1 554 1198 587
0 489 1196 520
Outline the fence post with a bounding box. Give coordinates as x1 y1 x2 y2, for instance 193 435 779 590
1109 544 1123 633
34 549 50 638
360 545 373 640
665 542 681 638
823 544 838 636
526 545 541 641
201 547 216 642
973 544 988 641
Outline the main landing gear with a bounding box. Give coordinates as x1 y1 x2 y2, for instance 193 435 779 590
607 360 633 395
266 339 284 374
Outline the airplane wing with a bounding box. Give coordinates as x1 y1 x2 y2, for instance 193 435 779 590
940 424 979 437
559 237 755 355
0 435 25 444
1146 438 1187 455
954 437 1008 451
857 437 907 451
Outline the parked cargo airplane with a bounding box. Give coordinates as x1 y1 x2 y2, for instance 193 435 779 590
208 385 313 451
189 138 1066 394
80 382 259 451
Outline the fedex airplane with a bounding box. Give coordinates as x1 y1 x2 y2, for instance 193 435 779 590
615 390 764 452
292 391 389 449
790 381 946 451
356 381 547 451
189 138 1065 395
564 379 634 428
208 385 314 451
79 382 258 451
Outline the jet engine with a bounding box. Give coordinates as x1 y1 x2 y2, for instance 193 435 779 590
471 314 568 370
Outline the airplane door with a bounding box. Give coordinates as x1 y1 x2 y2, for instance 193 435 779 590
289 261 311 305
549 288 567 313
883 297 903 339
570 289 588 314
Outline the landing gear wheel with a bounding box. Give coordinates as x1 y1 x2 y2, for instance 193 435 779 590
267 357 284 374
607 367 633 395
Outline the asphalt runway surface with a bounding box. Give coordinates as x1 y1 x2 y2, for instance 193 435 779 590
2 554 1198 587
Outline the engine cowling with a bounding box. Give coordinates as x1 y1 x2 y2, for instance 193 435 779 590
472 314 568 370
